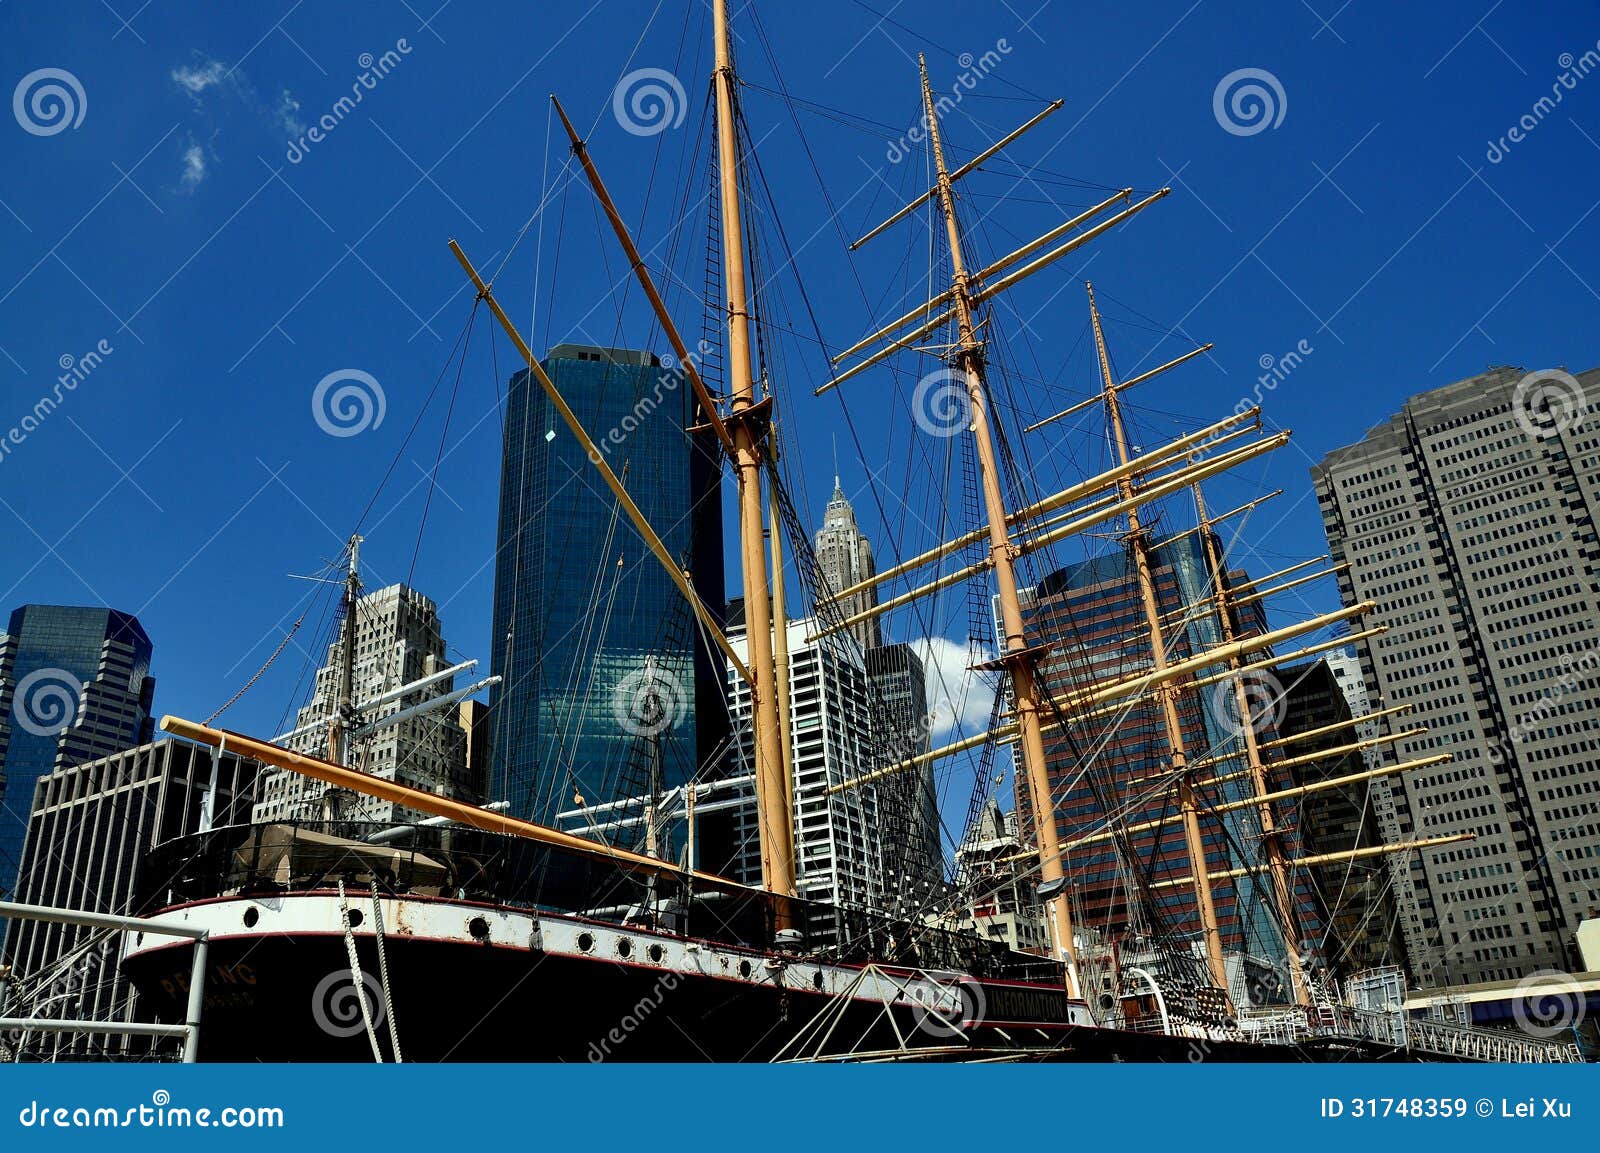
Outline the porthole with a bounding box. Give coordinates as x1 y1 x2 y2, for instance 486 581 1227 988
242 907 259 929
647 943 665 964
345 908 363 929
738 959 753 980
812 970 825 992
468 916 490 941
616 937 633 959
576 931 596 953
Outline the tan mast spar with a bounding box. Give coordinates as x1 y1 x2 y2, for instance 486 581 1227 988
1193 479 1308 1005
810 431 1291 643
915 54 1081 994
1051 753 1455 854
449 241 750 686
768 447 795 816
832 605 1380 793
162 716 759 890
1149 833 1474 891
1087 282 1228 992
714 0 796 917
817 406 1267 612
553 63 796 901
548 95 736 460
325 533 363 771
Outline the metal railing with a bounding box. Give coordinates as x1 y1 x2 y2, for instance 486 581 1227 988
0 899 210 1062
1404 1015 1583 1063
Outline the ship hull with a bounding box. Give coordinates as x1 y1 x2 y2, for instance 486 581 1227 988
120 893 1400 1063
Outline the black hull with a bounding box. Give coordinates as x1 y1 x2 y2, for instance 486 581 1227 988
123 932 1409 1063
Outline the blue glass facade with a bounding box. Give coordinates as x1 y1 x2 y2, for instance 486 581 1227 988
0 605 155 901
488 345 725 827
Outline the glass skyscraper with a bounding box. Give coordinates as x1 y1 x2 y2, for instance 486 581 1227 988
488 344 725 827
0 605 156 902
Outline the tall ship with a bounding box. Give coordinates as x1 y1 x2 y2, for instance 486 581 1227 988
81 2 1581 1062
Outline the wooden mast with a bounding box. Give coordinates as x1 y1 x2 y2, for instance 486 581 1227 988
325 534 362 769
714 0 795 915
769 461 795 816
1192 480 1309 1005
1086 283 1229 991
917 55 1081 995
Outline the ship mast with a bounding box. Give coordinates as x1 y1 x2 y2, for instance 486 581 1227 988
1086 285 1228 991
714 0 796 914
917 56 1081 994
326 533 363 768
1192 480 1309 1005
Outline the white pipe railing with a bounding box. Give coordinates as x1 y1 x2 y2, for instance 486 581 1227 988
0 899 209 1062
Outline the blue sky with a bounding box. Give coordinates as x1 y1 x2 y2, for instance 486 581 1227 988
1 0 1597 753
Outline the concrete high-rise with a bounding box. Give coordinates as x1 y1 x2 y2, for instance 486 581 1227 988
814 483 942 892
0 606 155 902
488 345 725 825
252 583 474 824
1313 364 1600 985
2 740 260 1059
938 800 1049 953
722 617 888 913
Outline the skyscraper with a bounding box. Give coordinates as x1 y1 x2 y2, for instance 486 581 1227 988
814 482 941 891
722 616 888 913
1014 539 1318 983
864 642 939 887
252 583 473 824
1313 364 1600 985
1277 658 1408 978
0 606 155 901
489 344 725 825
814 478 882 652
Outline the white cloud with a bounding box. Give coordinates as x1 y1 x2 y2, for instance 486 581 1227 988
914 636 997 742
274 89 306 137
171 59 227 97
179 138 206 189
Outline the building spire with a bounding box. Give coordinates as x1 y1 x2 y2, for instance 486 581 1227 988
815 479 882 652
